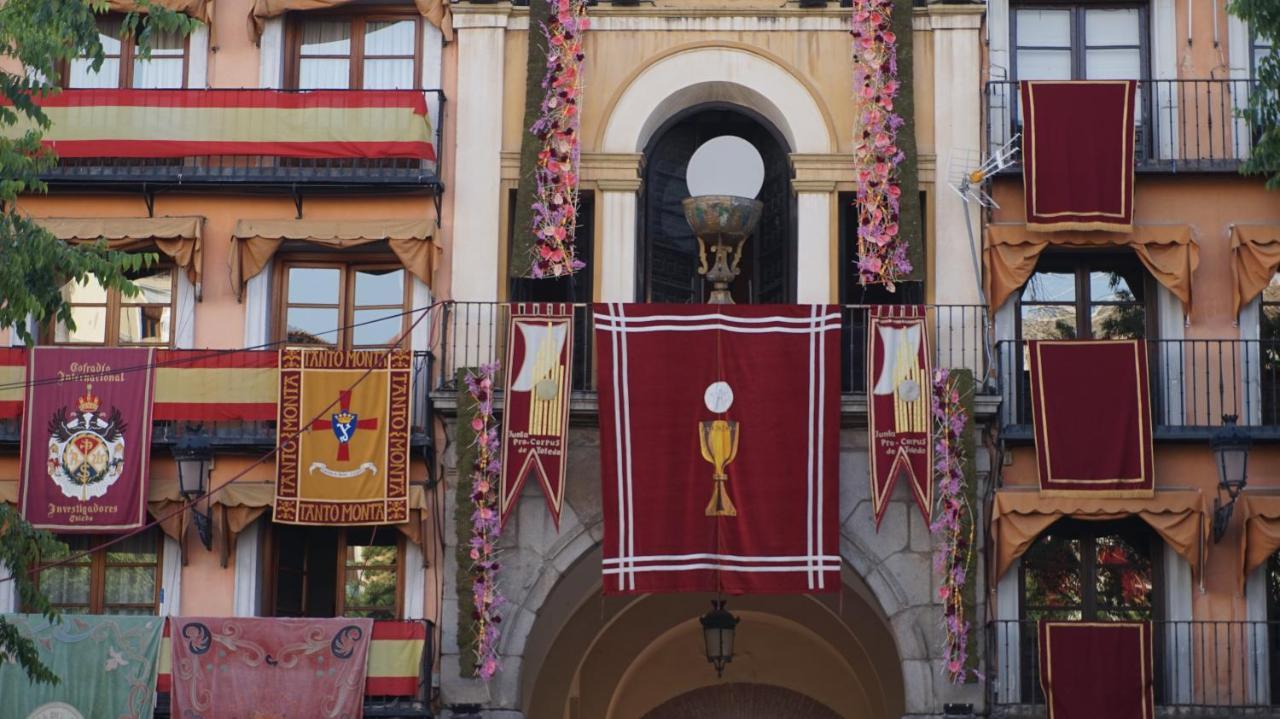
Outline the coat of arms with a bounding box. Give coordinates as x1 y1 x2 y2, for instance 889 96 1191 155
46 384 127 501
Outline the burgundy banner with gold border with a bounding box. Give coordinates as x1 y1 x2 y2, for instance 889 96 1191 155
1039 621 1154 719
20 348 156 531
274 349 411 525
1021 80 1136 232
499 303 573 529
867 305 932 526
1029 340 1154 497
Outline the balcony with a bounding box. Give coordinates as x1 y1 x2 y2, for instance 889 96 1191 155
23 88 444 191
0 350 436 449
996 339 1280 440
990 620 1280 717
430 302 995 412
986 79 1265 173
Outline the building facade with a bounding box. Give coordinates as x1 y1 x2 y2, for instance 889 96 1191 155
1 0 1279 717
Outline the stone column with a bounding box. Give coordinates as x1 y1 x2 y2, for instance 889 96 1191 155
924 5 985 308
597 181 641 302
793 180 836 304
450 7 509 303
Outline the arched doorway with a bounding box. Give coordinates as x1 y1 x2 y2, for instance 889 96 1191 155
643 683 841 719
518 548 906 719
640 104 794 304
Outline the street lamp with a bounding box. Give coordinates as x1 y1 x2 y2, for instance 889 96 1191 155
699 600 739 677
172 427 214 551
1211 414 1251 543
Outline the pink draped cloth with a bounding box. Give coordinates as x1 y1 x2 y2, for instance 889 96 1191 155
170 617 374 719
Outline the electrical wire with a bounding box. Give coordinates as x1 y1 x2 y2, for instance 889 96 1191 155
0 300 446 586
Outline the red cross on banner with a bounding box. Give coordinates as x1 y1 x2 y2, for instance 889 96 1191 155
311 389 379 461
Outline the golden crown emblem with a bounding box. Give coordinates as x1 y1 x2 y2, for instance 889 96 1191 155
335 411 354 425
77 383 100 413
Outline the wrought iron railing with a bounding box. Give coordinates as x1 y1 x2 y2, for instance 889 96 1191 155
986 79 1266 172
432 302 990 396
37 88 445 188
989 620 1280 714
996 339 1280 438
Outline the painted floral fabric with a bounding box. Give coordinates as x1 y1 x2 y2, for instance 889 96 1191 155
0 613 164 719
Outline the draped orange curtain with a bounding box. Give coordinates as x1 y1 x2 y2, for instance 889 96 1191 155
1231 225 1280 317
985 224 1199 315
108 0 212 23
1238 494 1280 588
991 489 1209 584
36 216 204 292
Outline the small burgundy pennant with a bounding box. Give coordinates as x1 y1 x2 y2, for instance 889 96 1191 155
867 305 933 527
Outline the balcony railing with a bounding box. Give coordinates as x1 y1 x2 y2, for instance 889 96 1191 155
0 350 435 448
996 339 1280 439
989 620 1280 715
432 302 990 396
986 79 1265 172
29 88 445 189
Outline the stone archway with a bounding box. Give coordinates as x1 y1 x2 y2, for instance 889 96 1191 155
515 542 906 719
642 683 841 719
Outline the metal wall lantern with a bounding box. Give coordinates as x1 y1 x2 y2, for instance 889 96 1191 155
172 427 214 551
700 600 740 677
1211 414 1251 543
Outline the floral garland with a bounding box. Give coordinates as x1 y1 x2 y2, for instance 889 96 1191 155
529 0 589 279
930 368 976 684
464 363 504 680
851 0 911 290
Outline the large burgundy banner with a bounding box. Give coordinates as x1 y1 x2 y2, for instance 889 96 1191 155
499 303 574 529
1029 340 1155 497
1039 621 1154 719
594 304 841 595
170 617 374 719
1021 80 1136 232
867 305 932 526
20 347 156 531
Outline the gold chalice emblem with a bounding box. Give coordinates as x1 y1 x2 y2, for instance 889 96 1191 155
700 381 739 517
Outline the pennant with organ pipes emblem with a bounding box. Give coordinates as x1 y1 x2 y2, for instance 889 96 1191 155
274 348 412 526
867 305 933 527
499 304 574 529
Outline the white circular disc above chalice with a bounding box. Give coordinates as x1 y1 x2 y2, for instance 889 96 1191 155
704 381 735 413
686 135 765 199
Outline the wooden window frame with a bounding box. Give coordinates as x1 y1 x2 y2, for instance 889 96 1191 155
284 9 424 90
275 257 411 351
48 262 178 348
63 13 191 90
263 525 405 619
34 532 163 615
1010 2 1151 82
1015 252 1157 341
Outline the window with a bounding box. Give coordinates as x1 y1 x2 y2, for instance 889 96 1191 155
66 16 187 89
278 262 409 350
1253 34 1274 80
53 264 176 347
289 15 421 90
269 525 402 619
1012 4 1148 81
1019 518 1161 701
36 530 162 615
1018 255 1151 340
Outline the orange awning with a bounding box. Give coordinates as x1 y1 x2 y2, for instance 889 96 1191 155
35 216 204 295
1230 225 1280 317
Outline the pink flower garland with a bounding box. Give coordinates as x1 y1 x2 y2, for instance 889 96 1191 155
930 368 977 685
851 0 911 290
465 363 504 680
530 0 589 279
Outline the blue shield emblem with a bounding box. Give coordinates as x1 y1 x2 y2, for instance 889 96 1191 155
331 411 358 444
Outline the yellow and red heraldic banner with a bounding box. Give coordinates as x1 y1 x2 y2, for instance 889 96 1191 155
499 304 574 529
20 348 156 531
275 348 412 525
867 305 933 527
